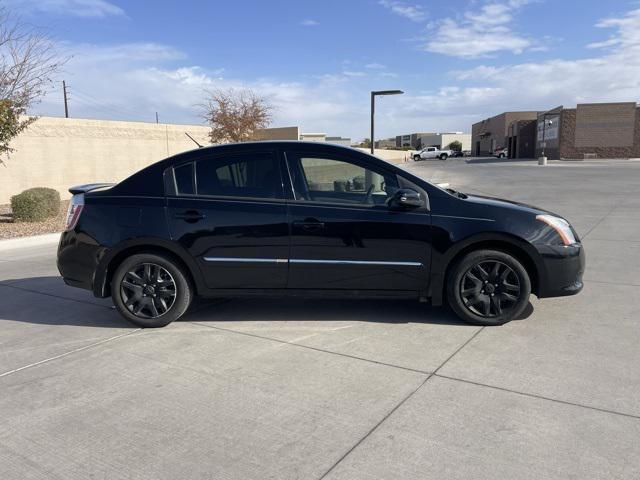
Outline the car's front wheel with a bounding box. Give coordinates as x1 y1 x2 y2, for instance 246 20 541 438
447 249 531 326
111 253 193 328
413 154 421 161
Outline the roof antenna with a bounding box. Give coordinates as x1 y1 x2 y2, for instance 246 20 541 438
185 132 203 148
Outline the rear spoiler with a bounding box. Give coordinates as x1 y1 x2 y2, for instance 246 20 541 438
68 183 115 195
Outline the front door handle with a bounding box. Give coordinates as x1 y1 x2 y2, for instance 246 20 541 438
293 220 325 232
174 210 206 222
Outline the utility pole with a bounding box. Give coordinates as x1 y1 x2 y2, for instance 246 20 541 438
155 112 159 124
63 80 69 118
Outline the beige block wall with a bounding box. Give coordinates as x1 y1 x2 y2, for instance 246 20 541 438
355 148 409 164
0 118 405 204
1 116 211 203
440 134 472 151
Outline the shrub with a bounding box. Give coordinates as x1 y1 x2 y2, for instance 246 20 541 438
10 187 61 222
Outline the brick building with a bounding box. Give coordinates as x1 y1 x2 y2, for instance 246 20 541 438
471 111 539 156
535 102 640 160
506 119 537 159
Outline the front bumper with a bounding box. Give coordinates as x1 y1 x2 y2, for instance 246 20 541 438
535 242 585 298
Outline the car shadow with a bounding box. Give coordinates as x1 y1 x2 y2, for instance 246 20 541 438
0 276 533 328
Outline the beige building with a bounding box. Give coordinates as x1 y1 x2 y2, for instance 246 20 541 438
299 133 327 142
396 132 471 151
0 117 296 204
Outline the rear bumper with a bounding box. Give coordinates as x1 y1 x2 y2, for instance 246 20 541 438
535 243 585 298
57 230 104 294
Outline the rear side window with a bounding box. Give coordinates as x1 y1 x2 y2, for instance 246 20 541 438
196 153 282 199
174 163 195 195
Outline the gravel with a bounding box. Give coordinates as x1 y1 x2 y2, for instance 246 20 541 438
0 200 69 239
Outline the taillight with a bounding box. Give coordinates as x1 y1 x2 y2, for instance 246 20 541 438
65 194 84 231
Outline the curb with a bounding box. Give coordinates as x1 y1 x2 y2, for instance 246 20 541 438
0 232 61 252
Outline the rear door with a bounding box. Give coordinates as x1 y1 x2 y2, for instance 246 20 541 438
284 149 432 292
166 148 289 290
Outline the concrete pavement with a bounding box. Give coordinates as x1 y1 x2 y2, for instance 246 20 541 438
1 158 639 479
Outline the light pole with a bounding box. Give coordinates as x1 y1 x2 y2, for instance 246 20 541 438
370 90 403 154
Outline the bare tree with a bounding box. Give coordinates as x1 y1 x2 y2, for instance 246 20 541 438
0 8 64 162
201 88 272 144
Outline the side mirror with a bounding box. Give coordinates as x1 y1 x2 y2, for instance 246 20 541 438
388 188 424 209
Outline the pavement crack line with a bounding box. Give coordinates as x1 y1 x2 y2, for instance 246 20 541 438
316 326 485 480
0 329 141 379
434 374 640 421
189 321 432 376
581 184 640 240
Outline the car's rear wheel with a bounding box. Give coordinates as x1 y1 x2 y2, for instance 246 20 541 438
440 154 448 160
447 249 531 326
111 253 192 328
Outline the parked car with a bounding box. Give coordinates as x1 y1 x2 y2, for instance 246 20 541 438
412 146 453 161
58 142 584 328
494 147 508 158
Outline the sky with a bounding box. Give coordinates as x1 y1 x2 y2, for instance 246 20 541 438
7 0 640 140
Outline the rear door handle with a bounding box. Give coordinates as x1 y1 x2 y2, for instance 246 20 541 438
174 210 206 222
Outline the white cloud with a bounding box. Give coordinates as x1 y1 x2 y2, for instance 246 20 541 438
342 70 367 77
6 0 125 18
424 0 536 58
30 8 640 141
379 0 427 22
300 19 319 27
418 7 640 116
365 63 387 69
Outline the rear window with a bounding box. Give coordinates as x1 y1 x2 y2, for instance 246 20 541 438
196 153 281 199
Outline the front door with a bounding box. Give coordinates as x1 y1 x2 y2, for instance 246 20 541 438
167 149 289 290
284 150 432 292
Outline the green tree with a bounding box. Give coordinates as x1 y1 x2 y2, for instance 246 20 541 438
0 8 64 164
447 140 463 152
0 99 35 161
360 138 371 148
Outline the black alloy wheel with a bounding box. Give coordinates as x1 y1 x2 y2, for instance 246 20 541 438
460 260 520 318
121 263 177 318
447 249 531 326
112 253 193 328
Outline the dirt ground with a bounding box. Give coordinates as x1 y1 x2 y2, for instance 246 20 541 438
0 200 69 239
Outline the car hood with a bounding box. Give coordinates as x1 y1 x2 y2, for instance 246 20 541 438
463 193 562 218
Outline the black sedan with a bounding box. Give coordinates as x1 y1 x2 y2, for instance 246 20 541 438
57 142 584 327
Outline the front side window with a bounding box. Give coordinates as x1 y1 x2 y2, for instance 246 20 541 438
196 152 282 199
287 153 398 206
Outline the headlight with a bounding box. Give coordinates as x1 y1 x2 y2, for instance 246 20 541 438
536 214 577 246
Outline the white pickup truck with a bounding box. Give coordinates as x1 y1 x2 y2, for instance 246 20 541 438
412 146 453 161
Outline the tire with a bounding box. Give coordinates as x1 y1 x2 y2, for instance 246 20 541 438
499 153 506 158
440 154 448 160
413 155 421 161
446 249 531 326
111 253 193 328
